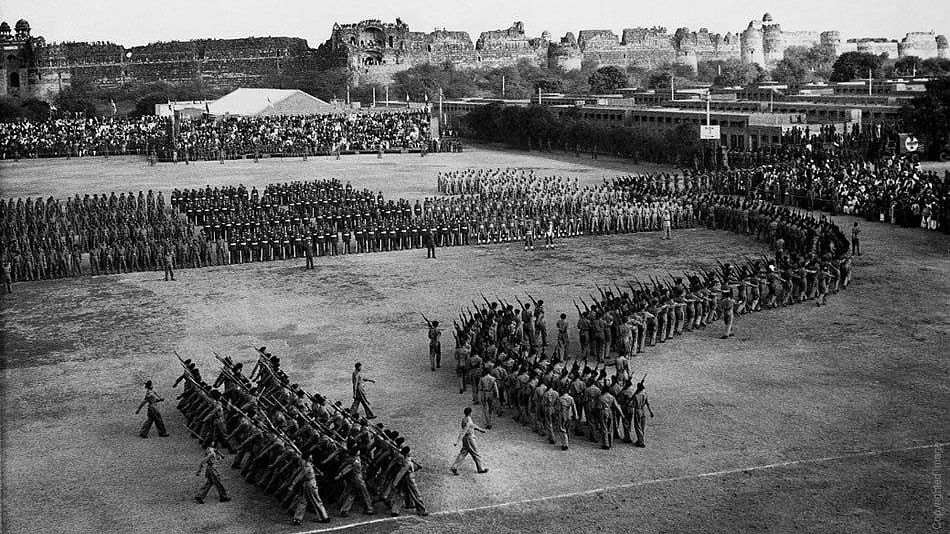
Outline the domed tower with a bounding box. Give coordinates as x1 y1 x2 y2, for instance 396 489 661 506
740 20 764 66
0 22 11 41
761 13 784 66
936 35 948 59
14 19 30 40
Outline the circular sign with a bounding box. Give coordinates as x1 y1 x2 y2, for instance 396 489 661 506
904 136 919 152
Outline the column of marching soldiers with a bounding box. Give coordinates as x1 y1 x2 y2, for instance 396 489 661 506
436 170 852 451
173 347 428 525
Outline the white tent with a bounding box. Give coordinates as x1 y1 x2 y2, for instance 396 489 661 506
207 88 339 117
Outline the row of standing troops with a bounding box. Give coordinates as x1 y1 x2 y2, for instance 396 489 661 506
0 189 201 281
440 167 741 198
169 350 428 524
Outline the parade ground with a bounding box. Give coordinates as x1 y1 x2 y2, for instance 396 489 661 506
1 147 948 534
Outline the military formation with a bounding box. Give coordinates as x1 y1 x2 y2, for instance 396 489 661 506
168 349 427 524
0 191 204 282
1 158 867 290
437 174 852 450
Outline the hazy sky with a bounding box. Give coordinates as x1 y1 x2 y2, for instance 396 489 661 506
2 0 948 47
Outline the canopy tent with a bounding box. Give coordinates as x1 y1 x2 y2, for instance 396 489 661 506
207 88 339 117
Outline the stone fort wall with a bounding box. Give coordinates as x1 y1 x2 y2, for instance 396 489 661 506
2 14 948 98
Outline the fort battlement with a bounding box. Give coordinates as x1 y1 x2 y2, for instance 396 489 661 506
1 14 947 98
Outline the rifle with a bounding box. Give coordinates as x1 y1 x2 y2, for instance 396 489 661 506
596 284 607 299
421 312 432 326
515 295 525 309
526 292 538 307
132 370 148 386
640 373 648 385
573 300 581 314
579 297 589 312
480 292 492 308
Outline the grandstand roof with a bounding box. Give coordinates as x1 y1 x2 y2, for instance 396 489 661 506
207 88 337 117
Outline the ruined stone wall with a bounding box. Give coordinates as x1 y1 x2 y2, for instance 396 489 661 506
783 31 823 50
898 31 941 59
848 38 900 59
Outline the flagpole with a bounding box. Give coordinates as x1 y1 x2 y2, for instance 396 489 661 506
373 87 376 108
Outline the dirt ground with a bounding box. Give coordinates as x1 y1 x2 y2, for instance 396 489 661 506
0 146 948 534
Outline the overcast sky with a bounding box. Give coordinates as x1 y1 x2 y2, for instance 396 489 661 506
2 0 947 48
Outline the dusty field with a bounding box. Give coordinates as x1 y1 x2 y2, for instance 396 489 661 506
0 147 948 534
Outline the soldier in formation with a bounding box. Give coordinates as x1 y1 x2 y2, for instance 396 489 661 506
172 349 427 523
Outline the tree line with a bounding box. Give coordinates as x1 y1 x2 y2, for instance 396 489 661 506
459 103 706 166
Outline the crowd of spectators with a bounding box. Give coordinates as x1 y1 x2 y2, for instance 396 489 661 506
745 154 950 231
0 116 167 158
0 110 436 160
173 111 434 160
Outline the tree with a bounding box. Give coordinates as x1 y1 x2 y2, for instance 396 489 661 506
53 82 98 116
130 92 172 119
890 55 923 77
20 98 51 121
901 78 950 159
921 58 950 77
703 59 765 87
645 62 696 90
830 51 885 82
771 43 837 85
588 66 628 94
772 55 812 85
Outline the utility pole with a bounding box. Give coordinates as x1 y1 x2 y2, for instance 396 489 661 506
538 85 542 106
439 87 444 124
868 68 873 96
502 75 506 98
670 71 675 101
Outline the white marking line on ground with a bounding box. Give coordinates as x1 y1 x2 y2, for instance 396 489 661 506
294 441 948 534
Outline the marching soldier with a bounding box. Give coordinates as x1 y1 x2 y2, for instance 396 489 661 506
350 363 377 419
632 379 655 447
428 320 442 371
477 367 499 429
451 407 489 475
135 380 168 438
195 441 231 504
289 455 331 525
